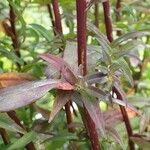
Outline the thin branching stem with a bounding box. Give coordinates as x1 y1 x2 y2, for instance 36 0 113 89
102 1 135 149
116 0 122 36
102 0 113 42
76 0 100 149
9 2 20 69
113 87 135 150
94 3 99 28
51 0 62 34
0 128 10 145
47 4 56 35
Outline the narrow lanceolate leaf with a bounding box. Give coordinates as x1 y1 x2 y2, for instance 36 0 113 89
112 98 140 115
49 91 72 123
40 53 77 85
0 113 26 134
87 72 107 84
8 131 37 150
83 99 105 137
0 46 24 65
87 21 111 52
30 24 52 42
0 72 33 88
130 134 150 149
111 58 133 86
0 79 73 112
105 126 123 147
112 31 150 47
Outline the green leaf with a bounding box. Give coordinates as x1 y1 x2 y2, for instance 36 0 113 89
112 31 150 47
32 0 50 4
0 113 26 134
0 46 24 65
30 24 52 42
111 58 133 86
87 22 111 53
113 40 146 58
8 131 37 150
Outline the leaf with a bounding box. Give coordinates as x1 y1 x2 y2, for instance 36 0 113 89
87 72 107 84
105 126 123 146
103 109 123 125
0 79 73 112
87 22 111 53
49 91 72 123
0 72 33 88
128 96 150 108
8 131 37 150
30 24 52 42
0 113 26 134
0 46 24 65
32 0 50 4
83 99 106 137
112 98 140 115
63 41 78 73
111 58 133 86
112 31 150 47
40 53 77 85
130 134 150 150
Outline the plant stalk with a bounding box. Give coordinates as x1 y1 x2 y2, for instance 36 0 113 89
102 1 135 149
76 0 100 149
47 4 56 35
9 2 21 69
102 0 113 42
113 87 135 150
51 0 62 34
94 3 99 28
0 128 10 144
116 0 122 36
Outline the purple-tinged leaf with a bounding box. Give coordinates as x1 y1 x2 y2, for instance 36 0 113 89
83 99 106 137
87 85 107 99
113 83 127 106
86 72 107 84
105 126 123 146
44 63 60 79
0 79 73 112
48 91 72 123
130 134 150 149
63 41 78 73
112 98 140 115
103 109 123 125
40 53 77 85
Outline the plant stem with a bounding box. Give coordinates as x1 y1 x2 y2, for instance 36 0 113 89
51 0 62 34
9 2 21 69
116 0 122 36
113 87 135 150
94 3 99 28
102 1 135 149
7 111 36 150
51 0 74 133
47 4 56 35
76 0 100 149
0 128 10 144
102 0 113 42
